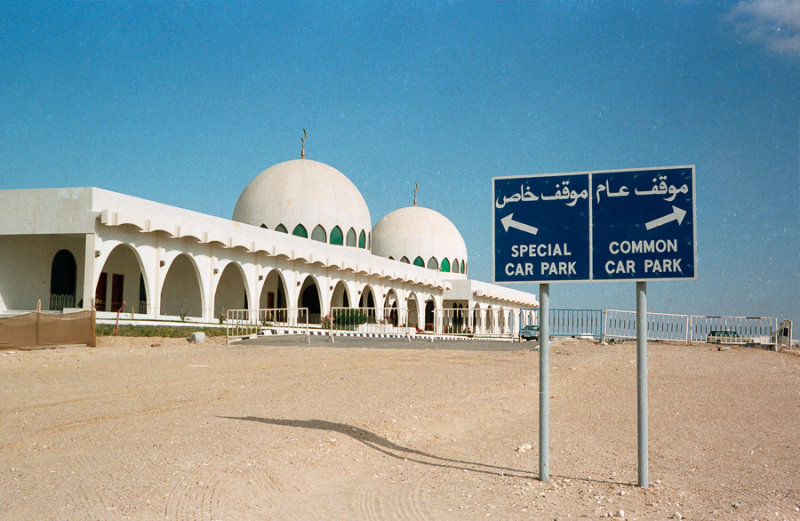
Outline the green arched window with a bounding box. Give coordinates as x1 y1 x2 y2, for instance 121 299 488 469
400 256 410 263
330 226 343 245
358 230 366 249
461 261 466 274
275 223 288 233
440 258 450 272
292 224 308 238
413 256 425 267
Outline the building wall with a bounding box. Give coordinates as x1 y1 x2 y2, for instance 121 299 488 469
0 234 88 311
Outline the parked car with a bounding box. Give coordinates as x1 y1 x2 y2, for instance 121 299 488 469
707 330 739 343
520 325 539 341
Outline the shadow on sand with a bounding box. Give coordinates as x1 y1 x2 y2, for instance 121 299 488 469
219 416 537 478
219 416 630 486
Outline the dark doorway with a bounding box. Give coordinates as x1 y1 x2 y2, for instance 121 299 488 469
49 249 77 310
111 274 124 312
424 300 435 331
95 272 108 311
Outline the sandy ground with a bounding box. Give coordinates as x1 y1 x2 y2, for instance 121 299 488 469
1 336 798 521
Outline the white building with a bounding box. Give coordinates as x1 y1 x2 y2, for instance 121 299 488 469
0 156 537 336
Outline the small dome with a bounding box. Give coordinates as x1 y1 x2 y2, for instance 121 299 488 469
373 206 468 274
233 159 371 247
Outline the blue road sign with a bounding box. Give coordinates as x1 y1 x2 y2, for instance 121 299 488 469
493 166 696 283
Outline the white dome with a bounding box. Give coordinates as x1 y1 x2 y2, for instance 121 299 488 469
233 159 372 246
373 206 468 274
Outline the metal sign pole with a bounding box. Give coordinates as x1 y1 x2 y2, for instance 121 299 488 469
539 283 550 481
636 281 648 488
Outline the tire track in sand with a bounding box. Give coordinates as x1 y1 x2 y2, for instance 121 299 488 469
352 475 430 521
163 455 293 521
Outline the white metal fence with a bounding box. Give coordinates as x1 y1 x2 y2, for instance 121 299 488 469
604 309 691 343
328 307 414 335
602 310 778 346
689 315 778 345
225 307 309 338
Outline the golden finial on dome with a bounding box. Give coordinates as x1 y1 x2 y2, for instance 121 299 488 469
413 183 418 206
300 129 307 159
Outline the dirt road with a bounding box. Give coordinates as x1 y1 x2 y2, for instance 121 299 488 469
1 337 798 520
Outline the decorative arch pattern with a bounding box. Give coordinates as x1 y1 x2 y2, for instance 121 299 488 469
330 226 344 245
292 224 308 238
346 228 357 246
311 224 326 242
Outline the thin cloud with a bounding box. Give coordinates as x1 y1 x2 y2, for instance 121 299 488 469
726 0 800 57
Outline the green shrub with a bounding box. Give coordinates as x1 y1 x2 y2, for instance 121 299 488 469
96 324 227 338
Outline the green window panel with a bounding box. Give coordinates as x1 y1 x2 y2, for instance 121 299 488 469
330 226 344 245
292 224 308 238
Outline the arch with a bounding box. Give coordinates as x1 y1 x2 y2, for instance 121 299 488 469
453 258 460 274
407 293 419 329
259 269 288 324
330 280 350 310
260 223 268 229
292 224 308 238
427 256 438 270
346 227 357 246
50 249 77 310
96 244 147 313
413 256 425 267
275 223 288 233
161 254 203 318
214 263 248 320
359 284 376 321
383 289 399 327
486 305 495 335
461 261 466 274
358 230 366 249
400 256 410 264
311 224 326 242
298 275 322 324
424 298 435 331
330 226 344 245
440 257 450 273
259 269 287 309
473 303 482 334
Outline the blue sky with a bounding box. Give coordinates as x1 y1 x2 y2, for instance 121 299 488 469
2 1 798 328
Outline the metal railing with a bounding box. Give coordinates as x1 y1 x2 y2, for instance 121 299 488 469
328 307 415 336
689 315 778 345
521 308 779 347
520 308 603 339
604 309 690 342
225 308 310 338
49 293 76 311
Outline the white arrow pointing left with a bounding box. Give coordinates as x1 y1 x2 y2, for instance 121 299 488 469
501 213 539 236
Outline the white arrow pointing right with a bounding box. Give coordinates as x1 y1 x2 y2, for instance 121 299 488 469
501 213 539 236
645 205 687 230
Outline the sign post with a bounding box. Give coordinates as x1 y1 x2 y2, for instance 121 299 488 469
493 166 696 487
539 283 550 482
